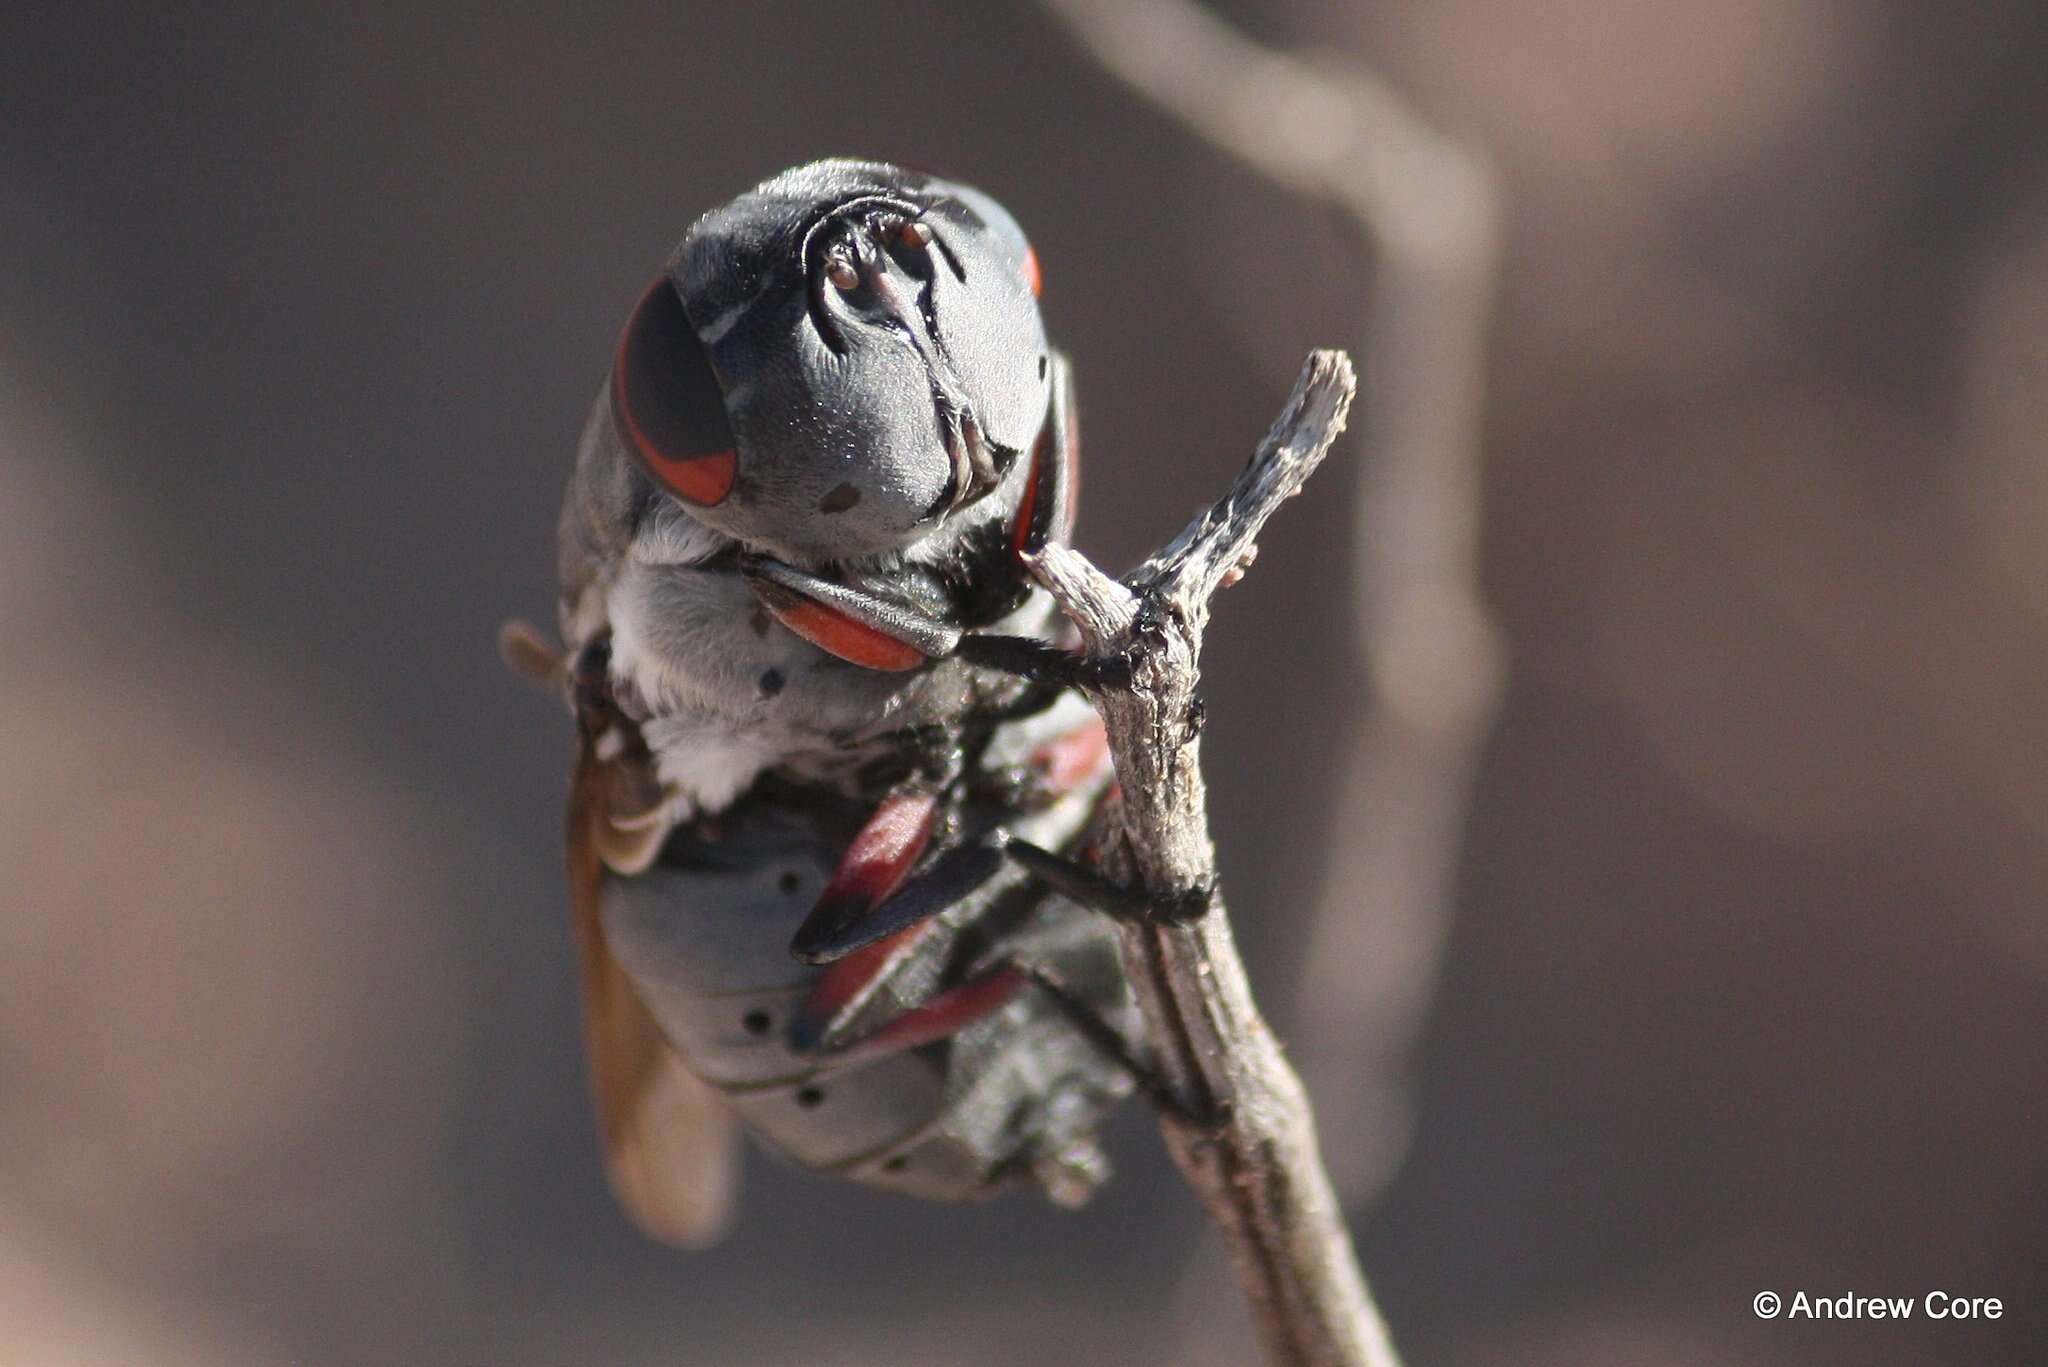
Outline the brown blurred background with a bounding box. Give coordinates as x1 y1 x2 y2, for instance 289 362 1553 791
3 3 2044 1364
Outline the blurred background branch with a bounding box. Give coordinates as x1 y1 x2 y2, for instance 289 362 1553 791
8 1 2047 1362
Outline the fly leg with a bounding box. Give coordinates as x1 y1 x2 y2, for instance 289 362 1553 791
1011 961 1177 1113
1007 838 1213 926
951 633 1124 691
787 842 1173 1124
796 819 1181 970
785 781 1031 1052
786 822 1084 1055
790 701 1113 964
788 701 1122 1052
786 825 1180 1052
784 833 1029 1055
791 823 1007 963
783 809 1194 1149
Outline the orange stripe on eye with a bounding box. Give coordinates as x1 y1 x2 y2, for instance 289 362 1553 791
610 279 737 506
640 445 736 504
1023 246 1042 297
1011 439 1042 556
767 597 929 671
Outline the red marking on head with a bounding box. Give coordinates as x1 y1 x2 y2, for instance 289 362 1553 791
1023 246 1042 297
1011 435 1043 556
1032 716 1111 792
766 597 928 671
611 279 738 506
638 443 736 505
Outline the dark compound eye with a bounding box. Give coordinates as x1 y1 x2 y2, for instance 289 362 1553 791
610 278 737 506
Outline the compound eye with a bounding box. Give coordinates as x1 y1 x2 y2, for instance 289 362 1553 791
611 278 737 506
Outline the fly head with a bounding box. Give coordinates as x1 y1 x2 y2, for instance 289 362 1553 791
611 159 1053 570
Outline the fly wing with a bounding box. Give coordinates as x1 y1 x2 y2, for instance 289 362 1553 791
568 716 741 1247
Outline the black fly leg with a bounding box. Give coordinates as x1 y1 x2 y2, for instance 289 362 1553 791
787 651 1121 1057
791 832 1006 963
785 761 1034 1054
1007 838 1212 927
788 842 1186 1113
790 823 1193 1100
951 633 1127 691
1010 963 1186 1117
789 670 1092 967
1007 839 1150 924
783 833 1114 1057
782 815 1202 1134
792 827 1175 973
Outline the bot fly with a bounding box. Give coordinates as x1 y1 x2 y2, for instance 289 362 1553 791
504 159 1144 1245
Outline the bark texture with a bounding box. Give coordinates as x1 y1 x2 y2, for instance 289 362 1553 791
1026 352 1402 1367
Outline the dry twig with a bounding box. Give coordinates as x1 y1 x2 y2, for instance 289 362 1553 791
1025 351 1400 1367
1040 0 1505 1205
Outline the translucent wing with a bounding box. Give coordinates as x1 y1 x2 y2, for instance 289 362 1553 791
565 672 741 1247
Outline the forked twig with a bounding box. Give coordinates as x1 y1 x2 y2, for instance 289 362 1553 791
1040 0 1505 1207
1025 351 1400 1367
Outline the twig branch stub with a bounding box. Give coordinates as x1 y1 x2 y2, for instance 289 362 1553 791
1027 350 1401 1367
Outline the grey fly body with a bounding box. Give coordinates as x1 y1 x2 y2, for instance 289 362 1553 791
507 159 1144 1246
